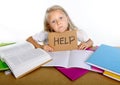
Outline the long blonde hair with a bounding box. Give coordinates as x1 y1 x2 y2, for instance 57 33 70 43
44 5 77 32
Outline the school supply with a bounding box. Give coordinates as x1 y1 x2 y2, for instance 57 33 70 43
91 66 104 73
43 50 93 70
86 44 120 76
0 41 52 78
103 71 120 81
55 47 103 80
0 42 15 47
56 67 89 80
0 60 9 71
0 42 15 71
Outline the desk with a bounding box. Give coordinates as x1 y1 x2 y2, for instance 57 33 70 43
0 67 119 85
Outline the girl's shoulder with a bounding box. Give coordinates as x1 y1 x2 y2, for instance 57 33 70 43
69 28 85 34
71 27 84 31
36 30 49 35
75 29 88 37
32 31 49 39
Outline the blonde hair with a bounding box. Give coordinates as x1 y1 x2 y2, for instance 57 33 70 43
44 5 77 32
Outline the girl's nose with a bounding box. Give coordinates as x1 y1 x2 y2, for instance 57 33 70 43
56 20 61 25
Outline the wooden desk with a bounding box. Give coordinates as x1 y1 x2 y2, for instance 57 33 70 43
0 67 119 85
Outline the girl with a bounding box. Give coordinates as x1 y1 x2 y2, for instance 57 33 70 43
26 5 93 52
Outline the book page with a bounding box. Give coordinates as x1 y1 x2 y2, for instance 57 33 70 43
0 41 34 59
68 50 93 70
4 48 51 78
42 51 70 67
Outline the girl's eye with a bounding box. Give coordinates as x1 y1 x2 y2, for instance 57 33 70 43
60 17 63 19
51 20 55 23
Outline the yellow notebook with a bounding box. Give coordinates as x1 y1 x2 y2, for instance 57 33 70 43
103 71 120 81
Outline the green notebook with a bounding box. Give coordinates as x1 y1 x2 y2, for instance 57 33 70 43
0 42 15 71
0 42 15 47
0 60 9 71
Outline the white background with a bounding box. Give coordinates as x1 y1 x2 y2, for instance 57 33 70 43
0 0 120 46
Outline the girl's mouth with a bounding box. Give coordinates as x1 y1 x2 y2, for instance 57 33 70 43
58 26 63 29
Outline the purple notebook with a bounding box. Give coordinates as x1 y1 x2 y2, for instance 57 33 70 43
55 46 103 80
56 67 89 80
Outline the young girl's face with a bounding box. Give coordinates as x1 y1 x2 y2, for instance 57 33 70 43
47 10 69 33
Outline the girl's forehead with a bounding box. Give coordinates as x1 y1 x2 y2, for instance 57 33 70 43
48 10 66 16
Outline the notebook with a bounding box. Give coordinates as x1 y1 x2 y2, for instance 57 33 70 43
91 66 104 73
0 42 15 71
56 67 89 80
0 60 9 71
55 46 103 80
86 44 120 76
103 71 120 81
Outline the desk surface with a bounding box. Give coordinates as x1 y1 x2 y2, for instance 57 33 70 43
0 67 119 85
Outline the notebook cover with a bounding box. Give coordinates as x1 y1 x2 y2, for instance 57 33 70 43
55 46 103 80
91 66 104 73
103 71 120 81
56 67 89 80
0 60 9 71
0 42 15 71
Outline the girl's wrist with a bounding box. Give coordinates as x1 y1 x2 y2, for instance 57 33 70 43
40 45 44 49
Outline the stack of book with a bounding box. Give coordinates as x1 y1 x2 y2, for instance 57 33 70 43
86 44 120 81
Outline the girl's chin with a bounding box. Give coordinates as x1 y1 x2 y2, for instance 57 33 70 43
58 29 67 33
58 30 65 33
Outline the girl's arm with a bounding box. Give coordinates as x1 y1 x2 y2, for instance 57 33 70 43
26 36 43 48
78 39 93 50
26 36 53 52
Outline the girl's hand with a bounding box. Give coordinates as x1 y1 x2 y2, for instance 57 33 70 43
78 39 93 50
78 42 89 50
43 45 54 52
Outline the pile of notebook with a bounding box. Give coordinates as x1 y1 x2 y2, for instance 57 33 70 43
86 44 120 81
55 44 120 81
1 42 120 81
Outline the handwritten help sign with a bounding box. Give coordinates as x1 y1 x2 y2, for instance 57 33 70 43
48 30 78 51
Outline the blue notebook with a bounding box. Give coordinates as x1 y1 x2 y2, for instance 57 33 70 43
86 44 120 76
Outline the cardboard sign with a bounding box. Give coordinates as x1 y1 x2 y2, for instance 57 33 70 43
48 30 78 51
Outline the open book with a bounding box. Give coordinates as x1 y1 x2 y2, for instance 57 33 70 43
43 50 93 70
0 41 52 78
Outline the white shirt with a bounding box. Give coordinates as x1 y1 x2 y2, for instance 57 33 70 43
32 29 89 45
